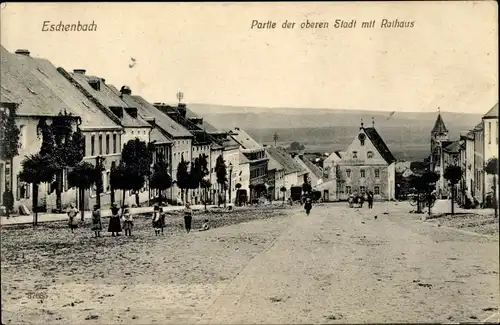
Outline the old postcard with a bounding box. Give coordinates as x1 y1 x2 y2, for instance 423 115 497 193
0 1 498 324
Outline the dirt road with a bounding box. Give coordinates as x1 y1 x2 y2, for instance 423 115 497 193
1 203 498 324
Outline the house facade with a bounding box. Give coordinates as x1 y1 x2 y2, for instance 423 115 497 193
482 103 498 204
335 121 396 201
473 122 485 204
266 147 305 200
0 47 123 211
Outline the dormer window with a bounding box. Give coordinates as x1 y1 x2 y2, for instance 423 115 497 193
88 79 100 91
367 151 374 158
353 151 358 159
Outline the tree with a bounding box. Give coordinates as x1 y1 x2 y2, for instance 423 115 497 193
444 165 462 215
36 112 84 212
188 156 203 204
0 104 21 197
120 139 152 206
150 158 172 205
19 154 57 226
112 161 146 208
410 170 439 214
280 186 287 204
176 156 190 203
200 179 212 211
2 189 14 218
215 155 227 207
67 162 100 221
288 141 305 152
484 157 498 218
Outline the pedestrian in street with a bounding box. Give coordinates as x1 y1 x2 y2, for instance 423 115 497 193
108 203 122 237
67 204 78 232
152 204 165 235
91 205 103 237
184 202 193 233
67 204 79 233
367 191 374 209
304 195 313 216
122 206 133 236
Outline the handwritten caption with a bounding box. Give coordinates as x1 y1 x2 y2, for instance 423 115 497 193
251 19 414 29
26 291 48 300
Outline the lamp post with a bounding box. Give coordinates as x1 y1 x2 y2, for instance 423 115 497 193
228 162 233 204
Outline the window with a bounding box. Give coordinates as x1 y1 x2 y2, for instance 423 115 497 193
353 151 358 159
374 169 380 178
19 125 25 149
346 186 351 194
91 135 95 156
360 169 365 178
17 175 30 200
112 134 117 153
99 135 103 155
360 139 365 146
488 122 491 144
360 186 366 193
367 151 374 158
106 134 110 154
374 186 380 195
346 169 351 178
106 171 110 192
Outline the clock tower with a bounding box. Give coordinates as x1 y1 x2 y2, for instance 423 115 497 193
430 109 449 172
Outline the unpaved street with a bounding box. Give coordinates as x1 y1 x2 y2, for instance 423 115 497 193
1 203 498 324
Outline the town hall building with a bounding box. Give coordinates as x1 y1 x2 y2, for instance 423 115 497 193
319 119 397 201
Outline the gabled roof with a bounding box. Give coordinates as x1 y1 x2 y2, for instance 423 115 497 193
266 147 304 175
229 128 262 149
119 93 193 138
185 108 220 133
443 140 461 154
473 122 483 132
69 73 150 128
362 127 397 164
301 157 323 179
150 128 172 144
483 103 498 119
0 46 119 129
431 113 448 133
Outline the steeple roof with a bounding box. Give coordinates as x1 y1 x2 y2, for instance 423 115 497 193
431 113 448 133
483 103 498 119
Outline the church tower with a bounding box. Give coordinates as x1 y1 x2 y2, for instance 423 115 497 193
430 109 449 172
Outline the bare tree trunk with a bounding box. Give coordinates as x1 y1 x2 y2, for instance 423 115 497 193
56 170 63 212
224 189 227 208
494 175 497 219
135 191 139 207
122 189 126 209
79 188 85 221
32 183 39 227
451 184 455 215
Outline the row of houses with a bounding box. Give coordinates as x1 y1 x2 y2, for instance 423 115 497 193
429 104 498 207
0 46 330 212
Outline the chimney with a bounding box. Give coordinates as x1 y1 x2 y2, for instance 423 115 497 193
73 69 86 74
15 49 30 56
144 117 156 127
120 85 132 96
110 106 123 118
125 107 138 118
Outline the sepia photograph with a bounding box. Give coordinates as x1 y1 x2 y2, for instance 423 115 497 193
0 1 498 324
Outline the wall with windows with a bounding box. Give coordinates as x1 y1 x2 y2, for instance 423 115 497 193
172 137 193 203
337 165 390 200
473 126 484 204
122 127 150 147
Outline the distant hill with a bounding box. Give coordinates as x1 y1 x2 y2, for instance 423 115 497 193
186 103 484 161
187 103 482 130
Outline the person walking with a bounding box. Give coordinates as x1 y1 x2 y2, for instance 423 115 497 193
108 203 122 236
122 206 133 236
67 204 79 233
304 195 313 216
367 191 374 209
184 202 193 233
91 205 103 237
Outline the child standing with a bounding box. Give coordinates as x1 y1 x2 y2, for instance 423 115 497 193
184 202 193 233
122 207 133 236
67 204 79 233
91 205 102 237
108 203 122 237
152 205 163 235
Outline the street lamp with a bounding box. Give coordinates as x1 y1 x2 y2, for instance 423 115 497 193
228 162 233 204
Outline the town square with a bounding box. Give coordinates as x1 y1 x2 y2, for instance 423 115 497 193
1 2 498 324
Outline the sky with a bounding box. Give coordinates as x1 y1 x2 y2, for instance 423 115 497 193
0 2 498 114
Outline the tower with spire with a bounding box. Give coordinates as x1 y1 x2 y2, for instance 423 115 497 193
430 108 449 172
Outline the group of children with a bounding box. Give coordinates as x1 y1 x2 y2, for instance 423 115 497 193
67 202 210 237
